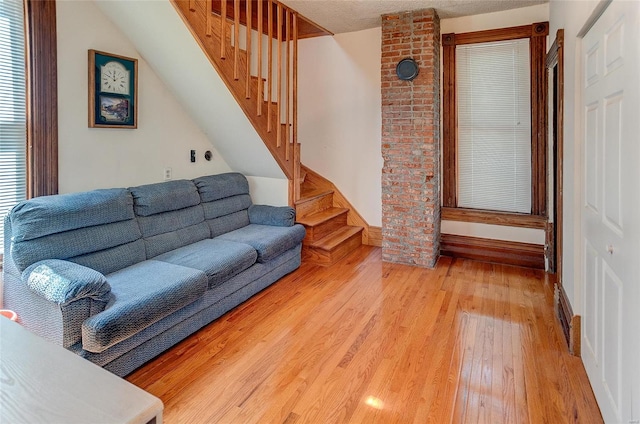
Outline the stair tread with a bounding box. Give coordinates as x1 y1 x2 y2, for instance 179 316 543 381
309 226 363 251
296 188 334 204
297 207 349 226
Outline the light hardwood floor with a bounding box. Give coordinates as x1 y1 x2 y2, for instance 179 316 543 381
127 246 603 423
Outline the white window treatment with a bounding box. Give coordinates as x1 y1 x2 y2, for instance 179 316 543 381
0 0 27 252
456 38 532 214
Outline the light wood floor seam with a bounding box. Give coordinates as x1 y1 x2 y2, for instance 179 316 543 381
127 247 603 423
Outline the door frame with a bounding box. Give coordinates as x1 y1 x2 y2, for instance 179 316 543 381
546 29 579 355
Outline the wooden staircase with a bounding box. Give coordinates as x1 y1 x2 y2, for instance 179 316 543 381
295 166 368 266
171 1 368 265
172 0 330 203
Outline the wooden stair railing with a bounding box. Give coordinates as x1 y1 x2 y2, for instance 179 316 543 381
171 0 330 205
173 1 370 265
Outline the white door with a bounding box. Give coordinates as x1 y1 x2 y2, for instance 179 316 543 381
581 1 640 422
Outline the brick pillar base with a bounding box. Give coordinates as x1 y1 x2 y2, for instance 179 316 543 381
381 9 441 268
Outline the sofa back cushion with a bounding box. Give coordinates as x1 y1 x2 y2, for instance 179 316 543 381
193 173 252 237
8 189 144 275
130 180 209 258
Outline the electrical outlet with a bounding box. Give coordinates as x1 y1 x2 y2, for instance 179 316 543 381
164 167 172 180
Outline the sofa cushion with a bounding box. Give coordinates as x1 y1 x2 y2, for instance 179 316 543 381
194 173 253 237
9 188 134 242
82 260 208 353
193 173 250 202
11 220 144 274
8 188 143 274
216 224 306 263
248 204 296 227
130 180 201 217
154 239 257 288
207 211 250 237
201 194 252 220
130 180 210 258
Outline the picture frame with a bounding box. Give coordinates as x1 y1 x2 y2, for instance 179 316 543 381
88 49 138 129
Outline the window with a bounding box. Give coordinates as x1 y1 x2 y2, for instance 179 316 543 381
0 0 27 251
0 0 58 258
442 23 548 226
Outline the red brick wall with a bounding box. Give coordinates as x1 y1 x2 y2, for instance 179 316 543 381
381 9 440 268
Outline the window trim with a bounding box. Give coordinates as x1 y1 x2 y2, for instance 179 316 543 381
24 0 58 198
0 0 57 267
442 22 549 227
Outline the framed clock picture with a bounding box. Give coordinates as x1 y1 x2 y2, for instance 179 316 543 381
88 49 138 128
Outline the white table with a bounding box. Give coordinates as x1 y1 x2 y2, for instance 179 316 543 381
0 318 163 423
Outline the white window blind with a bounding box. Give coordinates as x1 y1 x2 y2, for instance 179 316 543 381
456 39 532 214
0 0 27 253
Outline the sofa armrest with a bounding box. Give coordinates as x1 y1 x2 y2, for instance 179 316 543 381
20 260 112 348
248 204 296 227
22 259 111 306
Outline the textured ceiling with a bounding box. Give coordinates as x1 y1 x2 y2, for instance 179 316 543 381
280 0 548 34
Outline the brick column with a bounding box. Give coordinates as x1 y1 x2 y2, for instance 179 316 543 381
381 9 440 268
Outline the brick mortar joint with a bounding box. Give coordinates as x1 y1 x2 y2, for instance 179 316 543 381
380 8 441 269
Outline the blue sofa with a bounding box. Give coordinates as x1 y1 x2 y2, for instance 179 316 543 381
2 173 305 377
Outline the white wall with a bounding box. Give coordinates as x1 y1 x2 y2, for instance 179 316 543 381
298 27 383 226
56 0 231 193
93 0 287 183
440 4 550 245
246 176 289 206
548 0 600 311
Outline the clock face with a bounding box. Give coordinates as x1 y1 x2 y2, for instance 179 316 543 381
100 61 130 95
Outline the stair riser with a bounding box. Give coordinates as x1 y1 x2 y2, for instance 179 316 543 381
303 213 348 243
302 230 362 266
296 193 333 217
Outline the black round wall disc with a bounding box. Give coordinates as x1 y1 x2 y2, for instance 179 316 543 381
396 58 419 81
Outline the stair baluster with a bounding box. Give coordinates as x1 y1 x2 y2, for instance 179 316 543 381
244 0 251 98
276 2 282 148
257 0 263 115
285 9 290 160
176 0 301 187
219 0 226 58
175 0 365 264
233 0 239 80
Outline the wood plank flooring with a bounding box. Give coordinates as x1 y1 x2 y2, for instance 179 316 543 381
127 246 603 423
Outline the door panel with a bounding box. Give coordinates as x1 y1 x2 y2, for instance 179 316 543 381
581 1 639 422
602 261 622 414
584 241 599 360
585 102 599 213
602 93 623 234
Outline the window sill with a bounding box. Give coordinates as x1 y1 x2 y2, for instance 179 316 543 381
441 207 547 229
